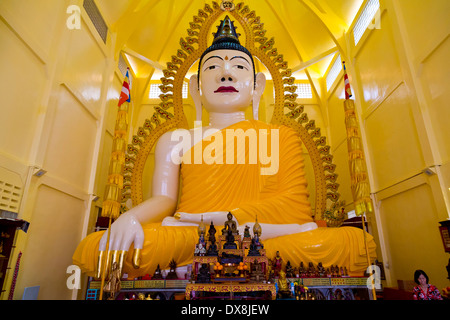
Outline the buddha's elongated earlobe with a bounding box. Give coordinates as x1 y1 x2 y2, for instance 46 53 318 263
189 74 202 122
252 98 259 120
252 72 266 120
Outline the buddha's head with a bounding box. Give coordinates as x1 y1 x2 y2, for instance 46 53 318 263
190 15 265 120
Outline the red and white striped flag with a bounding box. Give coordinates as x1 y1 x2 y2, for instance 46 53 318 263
342 61 352 100
118 68 131 106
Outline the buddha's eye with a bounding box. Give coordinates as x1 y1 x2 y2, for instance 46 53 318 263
207 65 216 70
237 65 244 69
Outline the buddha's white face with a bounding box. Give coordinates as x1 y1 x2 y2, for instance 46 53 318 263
199 49 254 114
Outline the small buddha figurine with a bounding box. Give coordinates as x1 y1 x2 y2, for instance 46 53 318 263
243 225 250 239
198 215 206 237
285 261 294 278
166 259 178 279
253 232 263 249
317 262 326 277
299 262 306 278
206 221 219 256
267 258 274 282
152 264 163 280
208 221 216 243
104 262 121 300
334 265 340 277
249 259 264 282
247 236 261 256
273 251 282 277
206 241 218 256
221 212 239 236
194 233 206 255
194 242 206 256
277 270 291 298
198 233 206 247
307 262 316 277
197 263 211 283
331 265 338 277
223 228 237 249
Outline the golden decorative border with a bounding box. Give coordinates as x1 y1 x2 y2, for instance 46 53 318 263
122 1 341 221
185 282 276 300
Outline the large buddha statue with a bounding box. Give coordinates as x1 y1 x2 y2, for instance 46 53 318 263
73 16 376 279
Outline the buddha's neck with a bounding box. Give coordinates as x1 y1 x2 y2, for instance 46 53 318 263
208 112 246 130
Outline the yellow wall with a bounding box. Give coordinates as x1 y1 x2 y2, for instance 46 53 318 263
0 0 119 299
326 0 450 289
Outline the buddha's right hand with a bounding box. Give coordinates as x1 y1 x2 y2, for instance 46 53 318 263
96 212 144 279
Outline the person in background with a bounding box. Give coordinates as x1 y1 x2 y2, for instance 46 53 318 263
412 269 443 300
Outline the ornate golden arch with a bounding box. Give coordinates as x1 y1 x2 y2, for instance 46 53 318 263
122 1 342 223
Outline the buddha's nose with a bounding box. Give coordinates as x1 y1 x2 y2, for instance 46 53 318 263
221 76 233 82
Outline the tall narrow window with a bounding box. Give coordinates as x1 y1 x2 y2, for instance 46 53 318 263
326 55 342 91
353 0 380 46
181 82 188 99
149 84 161 99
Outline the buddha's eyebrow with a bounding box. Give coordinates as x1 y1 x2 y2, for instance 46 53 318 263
230 56 250 64
203 55 223 65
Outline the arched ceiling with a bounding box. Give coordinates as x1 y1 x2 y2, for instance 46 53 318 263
95 0 364 85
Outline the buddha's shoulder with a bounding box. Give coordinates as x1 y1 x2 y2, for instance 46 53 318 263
156 128 194 150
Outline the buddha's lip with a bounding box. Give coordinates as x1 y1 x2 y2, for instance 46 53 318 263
214 86 238 93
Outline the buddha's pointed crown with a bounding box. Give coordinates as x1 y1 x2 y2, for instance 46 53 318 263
212 15 241 45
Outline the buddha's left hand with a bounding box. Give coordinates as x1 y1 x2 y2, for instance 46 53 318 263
173 212 318 241
175 211 230 226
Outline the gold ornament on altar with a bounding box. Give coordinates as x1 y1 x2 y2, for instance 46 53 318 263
198 215 206 236
253 215 261 237
103 262 121 300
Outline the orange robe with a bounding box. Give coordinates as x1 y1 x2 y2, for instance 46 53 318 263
73 120 376 278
